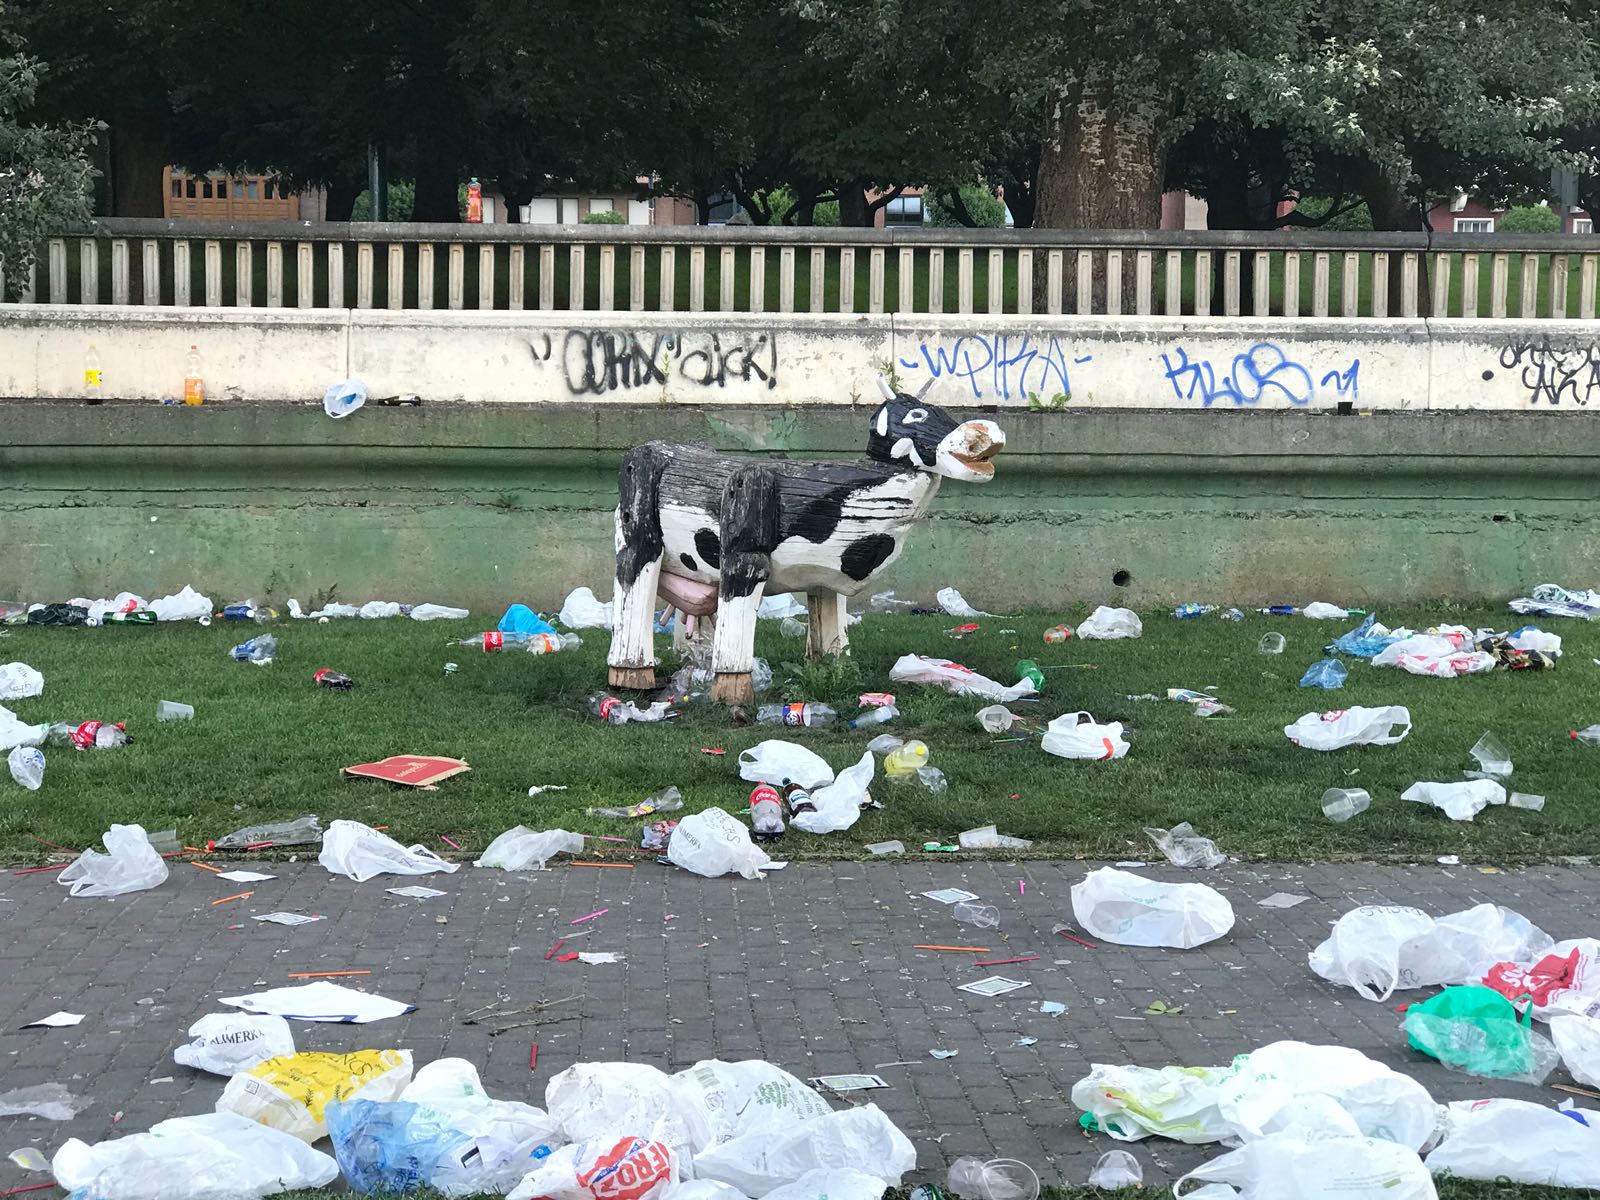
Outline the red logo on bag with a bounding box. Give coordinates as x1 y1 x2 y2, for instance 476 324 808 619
575 1138 673 1200
483 632 503 652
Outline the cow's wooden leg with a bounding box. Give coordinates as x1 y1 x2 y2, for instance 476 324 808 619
711 465 779 705
608 445 666 690
805 591 849 659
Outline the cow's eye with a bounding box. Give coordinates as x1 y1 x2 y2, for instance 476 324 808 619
903 408 928 426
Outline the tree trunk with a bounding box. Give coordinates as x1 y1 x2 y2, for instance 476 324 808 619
1359 164 1424 314
1033 70 1174 308
1000 177 1035 228
107 118 169 217
324 178 361 223
412 166 459 223
838 182 873 228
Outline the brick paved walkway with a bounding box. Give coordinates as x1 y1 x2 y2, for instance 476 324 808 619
2 857 1595 1192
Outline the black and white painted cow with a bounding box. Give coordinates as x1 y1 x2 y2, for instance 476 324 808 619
606 380 1005 703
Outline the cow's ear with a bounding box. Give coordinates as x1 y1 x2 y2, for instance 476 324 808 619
874 406 891 437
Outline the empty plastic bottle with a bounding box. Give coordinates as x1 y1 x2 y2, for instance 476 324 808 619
7 746 44 791
779 616 806 638
314 669 354 690
847 704 898 730
782 781 815 816
230 634 277 664
1220 608 1245 621
884 739 929 778
749 784 785 840
587 786 682 819
1259 605 1299 615
223 602 277 623
589 693 675 724
1321 787 1371 823
212 815 323 850
84 344 102 401
756 702 837 728
1016 659 1045 689
453 631 579 653
1571 725 1600 746
1172 603 1216 619
47 720 131 750
1043 625 1072 643
101 610 157 626
183 344 205 405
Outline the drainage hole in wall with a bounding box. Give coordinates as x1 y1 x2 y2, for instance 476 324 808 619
1112 569 1132 588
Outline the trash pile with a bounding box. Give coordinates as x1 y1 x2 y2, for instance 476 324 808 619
1323 612 1561 676
51 1048 917 1200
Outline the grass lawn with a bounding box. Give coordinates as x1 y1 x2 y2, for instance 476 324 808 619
1 601 1595 865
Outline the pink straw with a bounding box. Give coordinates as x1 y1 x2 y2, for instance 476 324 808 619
570 908 609 925
440 834 462 850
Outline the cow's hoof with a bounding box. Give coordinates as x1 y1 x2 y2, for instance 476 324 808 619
608 665 658 690
711 672 754 706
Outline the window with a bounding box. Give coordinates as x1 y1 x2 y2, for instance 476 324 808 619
884 195 924 226
1454 217 1494 233
704 192 739 224
1575 219 1594 234
170 177 183 198
587 197 613 214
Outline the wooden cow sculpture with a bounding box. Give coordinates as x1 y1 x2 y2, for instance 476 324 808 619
607 381 1005 703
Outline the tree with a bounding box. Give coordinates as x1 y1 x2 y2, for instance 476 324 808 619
1499 204 1561 233
926 185 1007 228
0 13 95 298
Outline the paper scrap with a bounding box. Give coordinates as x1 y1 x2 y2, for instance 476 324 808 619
253 912 324 926
810 1073 889 1091
1038 1000 1067 1015
578 952 623 964
22 1012 83 1029
922 888 980 905
957 976 1031 998
1013 1036 1039 1047
8 1147 50 1170
761 861 789 871
929 1048 959 1059
1257 892 1310 909
217 870 276 883
219 979 414 1024
386 886 447 899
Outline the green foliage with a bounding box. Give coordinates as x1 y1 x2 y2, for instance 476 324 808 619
351 181 415 222
582 209 627 224
1499 204 1561 233
1289 195 1374 231
926 186 1007 228
750 186 840 226
0 20 96 298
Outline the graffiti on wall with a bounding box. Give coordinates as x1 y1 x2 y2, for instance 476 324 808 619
531 329 780 396
1161 342 1361 408
896 334 1092 402
1489 337 1600 406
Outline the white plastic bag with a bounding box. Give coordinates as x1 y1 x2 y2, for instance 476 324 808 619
408 603 470 621
662 1183 751 1200
692 1104 915 1196
757 593 807 619
1425 1098 1600 1187
174 1013 296 1076
1311 904 1552 1002
546 1063 697 1165
1076 606 1142 640
666 808 772 880
1302 602 1350 619
0 662 43 700
148 584 214 622
1175 1133 1436 1200
475 827 585 870
738 740 835 790
51 1111 339 1200
761 1169 889 1200
1041 712 1130 761
937 587 992 617
1483 937 1600 1020
670 1060 832 1152
791 751 874 835
559 586 615 629
0 705 47 752
508 1135 678 1200
1070 867 1234 948
887 655 1038 702
318 819 461 881
1070 1063 1233 1143
324 378 367 418
217 1049 413 1143
59 823 169 898
1402 779 1506 821
1215 1042 1437 1151
1284 706 1412 750
1551 1014 1600 1088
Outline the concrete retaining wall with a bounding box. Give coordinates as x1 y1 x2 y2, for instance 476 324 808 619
3 401 1598 609
5 305 1600 409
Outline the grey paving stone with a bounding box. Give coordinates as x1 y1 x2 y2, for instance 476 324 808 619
0 858 1595 1191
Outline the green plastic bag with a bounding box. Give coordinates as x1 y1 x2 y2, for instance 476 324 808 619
1404 985 1557 1083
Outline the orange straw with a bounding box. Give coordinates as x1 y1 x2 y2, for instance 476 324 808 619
191 862 224 873
572 861 634 868
287 970 371 979
211 891 253 905
914 945 992 952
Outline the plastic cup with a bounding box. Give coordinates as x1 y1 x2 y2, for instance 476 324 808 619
979 1160 1040 1200
953 901 1000 929
1321 787 1371 823
156 700 194 721
1470 731 1512 777
1258 632 1286 654
1509 792 1546 811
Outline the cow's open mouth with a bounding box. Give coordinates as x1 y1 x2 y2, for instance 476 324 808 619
949 449 996 477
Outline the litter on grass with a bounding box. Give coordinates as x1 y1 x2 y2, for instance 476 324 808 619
340 755 471 789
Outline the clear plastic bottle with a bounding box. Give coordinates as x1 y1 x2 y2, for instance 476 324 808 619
184 344 205 405
1571 725 1600 746
84 344 103 401
779 616 806 638
454 631 580 653
212 814 323 850
1043 625 1072 643
587 786 683 818
47 720 131 750
884 739 929 778
589 693 675 724
847 703 898 730
756 702 837 728
230 634 277 663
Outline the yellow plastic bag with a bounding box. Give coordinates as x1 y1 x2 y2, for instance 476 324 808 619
217 1049 412 1143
